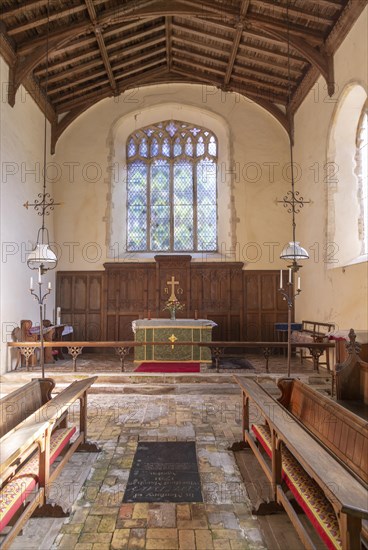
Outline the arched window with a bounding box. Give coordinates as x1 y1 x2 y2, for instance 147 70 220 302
126 120 218 252
327 85 367 266
356 103 368 255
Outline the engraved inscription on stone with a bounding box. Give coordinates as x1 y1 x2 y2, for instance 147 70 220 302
123 441 203 503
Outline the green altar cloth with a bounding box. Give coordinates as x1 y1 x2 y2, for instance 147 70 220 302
132 319 217 363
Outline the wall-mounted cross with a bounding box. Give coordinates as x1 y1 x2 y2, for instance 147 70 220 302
166 276 179 301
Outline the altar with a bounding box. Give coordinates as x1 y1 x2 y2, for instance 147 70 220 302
132 319 217 363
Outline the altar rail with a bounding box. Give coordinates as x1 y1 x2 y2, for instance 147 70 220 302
8 340 334 373
198 341 335 373
7 341 142 372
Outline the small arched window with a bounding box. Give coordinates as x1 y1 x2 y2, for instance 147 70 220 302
126 120 218 252
356 104 368 255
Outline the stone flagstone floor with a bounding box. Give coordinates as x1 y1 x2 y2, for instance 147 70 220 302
3 354 332 549
10 391 267 550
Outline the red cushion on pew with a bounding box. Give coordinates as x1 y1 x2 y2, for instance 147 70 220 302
50 427 76 464
0 427 76 533
0 475 37 531
252 423 342 550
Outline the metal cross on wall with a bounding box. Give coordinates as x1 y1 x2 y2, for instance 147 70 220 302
165 276 180 301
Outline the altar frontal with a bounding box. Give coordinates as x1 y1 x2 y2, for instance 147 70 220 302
132 319 216 363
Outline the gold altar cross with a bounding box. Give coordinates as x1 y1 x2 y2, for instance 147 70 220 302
169 334 177 349
166 276 179 301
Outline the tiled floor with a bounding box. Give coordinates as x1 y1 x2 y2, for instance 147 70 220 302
2 354 332 549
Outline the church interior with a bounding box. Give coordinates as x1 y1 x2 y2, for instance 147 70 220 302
1 1 368 549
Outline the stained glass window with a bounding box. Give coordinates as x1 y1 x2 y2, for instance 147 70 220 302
126 120 218 252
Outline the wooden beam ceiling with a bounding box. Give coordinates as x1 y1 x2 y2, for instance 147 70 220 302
0 0 362 152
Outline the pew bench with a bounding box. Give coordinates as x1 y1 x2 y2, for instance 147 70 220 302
234 376 368 550
0 377 99 549
291 320 335 370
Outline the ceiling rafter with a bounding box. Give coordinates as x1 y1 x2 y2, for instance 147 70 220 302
84 0 117 93
251 0 335 24
250 24 335 95
198 17 334 94
238 40 305 65
55 65 168 114
49 46 166 95
171 65 290 134
54 57 166 105
1 0 360 152
166 16 172 70
224 0 250 86
36 25 166 79
6 4 88 35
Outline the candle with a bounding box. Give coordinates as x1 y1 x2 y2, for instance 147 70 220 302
48 282 52 290
30 277 33 290
38 268 42 283
297 276 301 291
288 268 292 283
194 310 198 320
56 306 61 325
279 270 283 289
148 309 151 320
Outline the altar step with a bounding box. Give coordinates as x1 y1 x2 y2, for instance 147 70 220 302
0 371 317 398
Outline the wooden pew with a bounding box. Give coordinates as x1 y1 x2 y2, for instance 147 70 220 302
234 376 368 550
291 320 335 370
335 328 368 408
0 377 99 549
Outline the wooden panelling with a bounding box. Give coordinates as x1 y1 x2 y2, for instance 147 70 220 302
56 258 288 343
244 270 289 341
56 271 104 341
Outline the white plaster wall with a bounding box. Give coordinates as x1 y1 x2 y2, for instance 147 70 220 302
53 84 291 271
293 6 368 330
0 57 56 373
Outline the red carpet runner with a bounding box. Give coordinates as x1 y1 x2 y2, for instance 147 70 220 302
135 362 200 373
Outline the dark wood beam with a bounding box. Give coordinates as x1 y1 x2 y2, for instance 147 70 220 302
55 66 168 114
238 40 305 65
53 58 166 106
0 0 49 19
172 35 229 59
56 85 113 114
231 73 288 96
94 27 117 92
224 0 250 86
171 66 290 134
178 0 238 18
36 25 165 79
236 52 302 78
6 4 88 35
305 0 344 8
48 47 166 95
250 24 334 94
201 15 322 46
84 0 117 93
324 0 367 54
251 0 335 25
247 12 324 45
173 59 287 104
233 63 295 86
15 0 235 57
172 46 227 69
172 22 233 47
21 16 160 57
166 16 172 70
